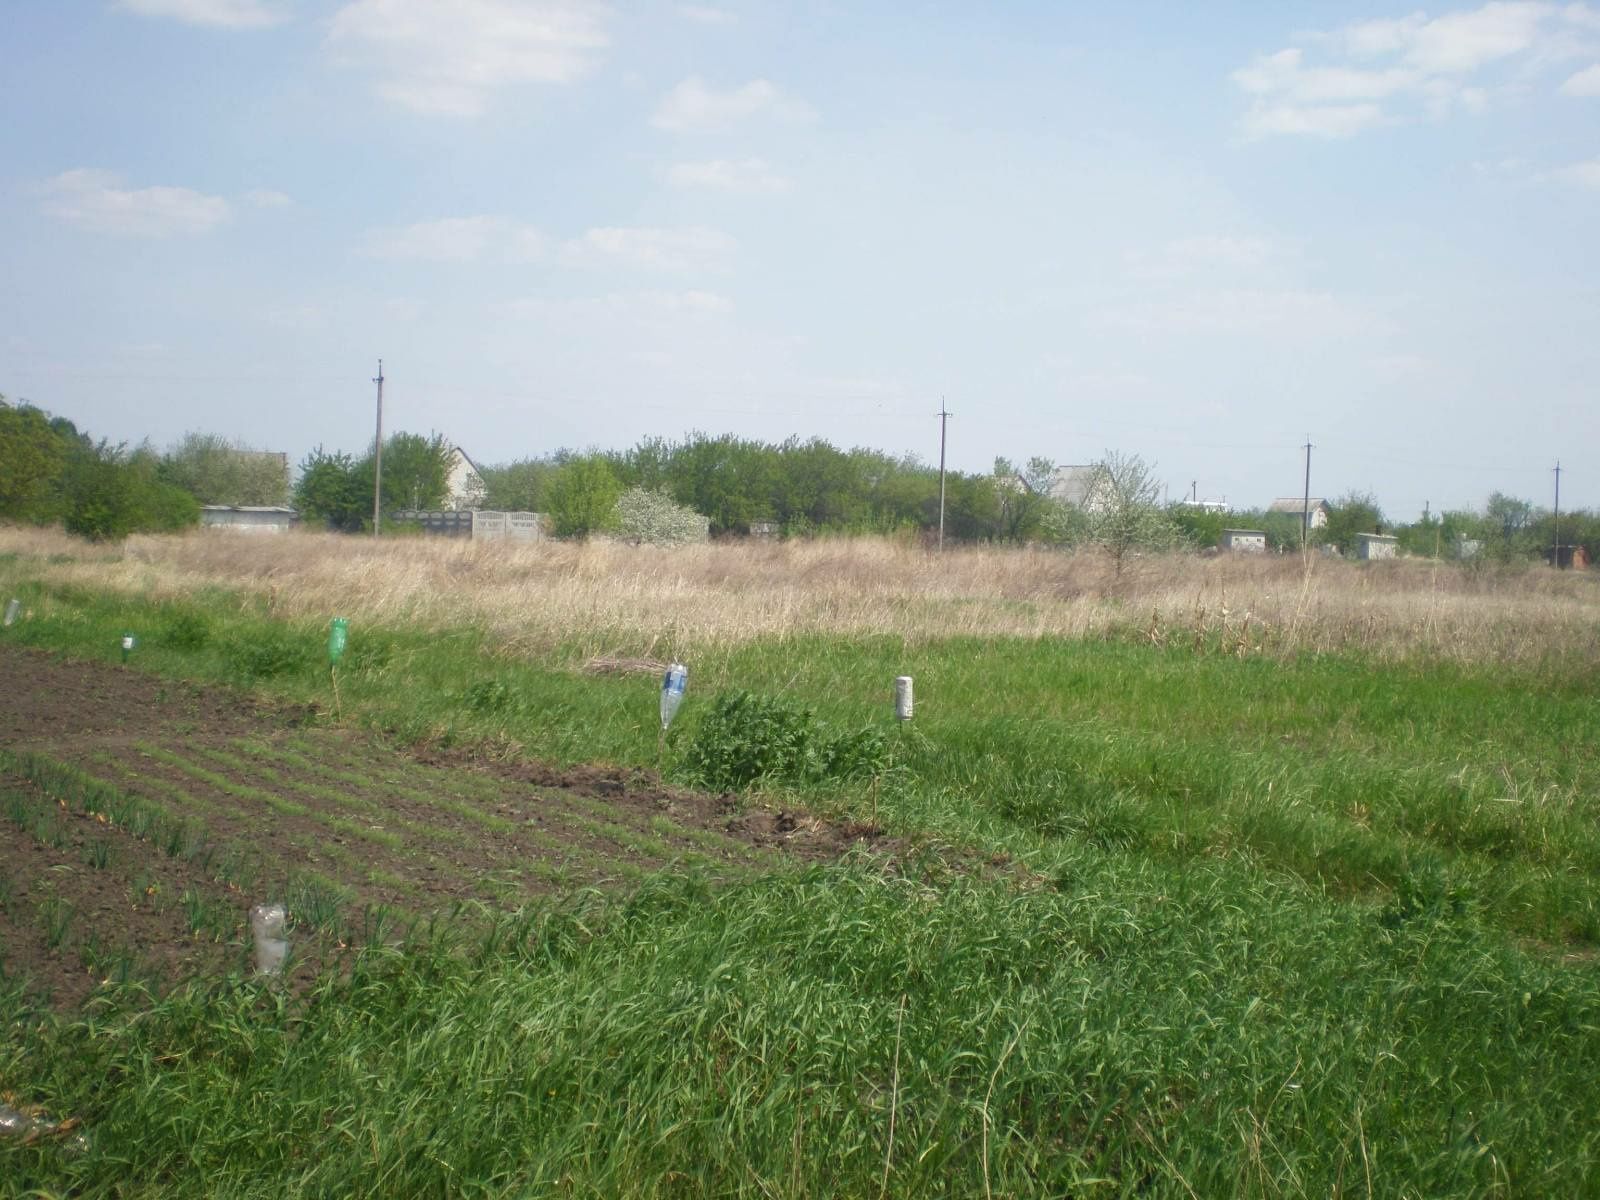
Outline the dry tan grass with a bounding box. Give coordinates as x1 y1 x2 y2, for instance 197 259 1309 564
4 525 1598 667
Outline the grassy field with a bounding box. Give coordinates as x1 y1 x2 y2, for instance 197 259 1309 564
2 527 1599 1197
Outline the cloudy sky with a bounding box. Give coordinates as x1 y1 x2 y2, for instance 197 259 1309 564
3 1 1597 515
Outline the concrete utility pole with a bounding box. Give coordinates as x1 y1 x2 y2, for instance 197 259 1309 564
937 400 952 552
1553 460 1562 568
372 360 385 538
1301 438 1313 552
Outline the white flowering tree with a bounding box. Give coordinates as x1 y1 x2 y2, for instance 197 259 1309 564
616 487 710 545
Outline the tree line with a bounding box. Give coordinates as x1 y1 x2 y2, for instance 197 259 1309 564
4 395 1594 563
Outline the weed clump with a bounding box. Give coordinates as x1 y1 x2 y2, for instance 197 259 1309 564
678 689 889 791
223 628 313 682
159 608 212 651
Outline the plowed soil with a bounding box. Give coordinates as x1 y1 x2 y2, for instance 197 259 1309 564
0 647 887 1010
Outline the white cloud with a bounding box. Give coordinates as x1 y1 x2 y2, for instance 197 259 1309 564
117 0 289 29
360 215 545 261
244 188 292 207
1562 62 1600 93
1126 235 1279 281
40 169 231 236
505 289 734 322
678 4 735 24
1100 288 1379 338
1553 157 1600 188
327 0 610 117
667 157 790 193
1234 2 1597 137
651 75 811 132
567 226 735 270
1240 102 1388 139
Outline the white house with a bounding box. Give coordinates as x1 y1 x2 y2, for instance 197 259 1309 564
1268 497 1331 529
1046 464 1114 512
444 445 487 511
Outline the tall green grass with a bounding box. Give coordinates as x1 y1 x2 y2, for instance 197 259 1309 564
6 861 1600 1196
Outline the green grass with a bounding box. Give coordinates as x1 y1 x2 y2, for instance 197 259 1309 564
3 562 1600 1194
5 864 1600 1196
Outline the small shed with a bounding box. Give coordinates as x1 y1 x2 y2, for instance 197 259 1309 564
200 505 299 534
1220 528 1267 553
748 520 780 539
1355 533 1398 561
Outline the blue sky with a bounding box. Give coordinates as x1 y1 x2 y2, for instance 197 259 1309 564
3 1 1597 516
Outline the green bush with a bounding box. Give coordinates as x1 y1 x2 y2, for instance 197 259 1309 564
679 690 892 791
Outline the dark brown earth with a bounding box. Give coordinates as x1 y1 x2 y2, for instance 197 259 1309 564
0 647 891 1011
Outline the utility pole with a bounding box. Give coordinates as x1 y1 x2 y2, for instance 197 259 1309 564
372 360 384 538
937 400 952 552
1301 438 1313 553
1553 459 1562 568
1191 480 1197 503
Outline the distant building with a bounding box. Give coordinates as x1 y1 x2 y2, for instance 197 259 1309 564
1355 533 1398 561
1268 497 1331 529
200 505 299 534
1220 528 1267 553
1047 464 1113 512
1547 544 1591 570
444 446 487 511
748 520 780 539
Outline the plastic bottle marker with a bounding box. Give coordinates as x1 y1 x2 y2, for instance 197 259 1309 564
328 618 349 666
2 599 19 628
120 634 135 663
250 904 289 975
660 663 688 729
895 676 914 722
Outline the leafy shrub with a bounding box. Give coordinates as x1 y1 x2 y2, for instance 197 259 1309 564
817 724 891 782
679 690 893 791
680 691 817 790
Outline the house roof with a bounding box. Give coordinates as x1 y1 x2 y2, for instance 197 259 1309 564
1047 464 1106 506
446 444 483 476
1268 497 1329 513
201 505 298 514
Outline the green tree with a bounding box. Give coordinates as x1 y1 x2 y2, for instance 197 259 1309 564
159 432 289 506
1084 451 1175 575
61 441 198 541
370 432 450 512
293 447 368 532
548 455 622 537
480 458 559 512
1167 503 1228 550
0 397 73 522
1323 490 1385 555
991 456 1058 542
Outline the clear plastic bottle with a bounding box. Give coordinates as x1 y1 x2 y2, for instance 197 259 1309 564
660 663 688 729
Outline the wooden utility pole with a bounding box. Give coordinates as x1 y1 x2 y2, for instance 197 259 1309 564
1553 460 1562 568
1301 439 1313 552
372 360 384 538
937 400 952 552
